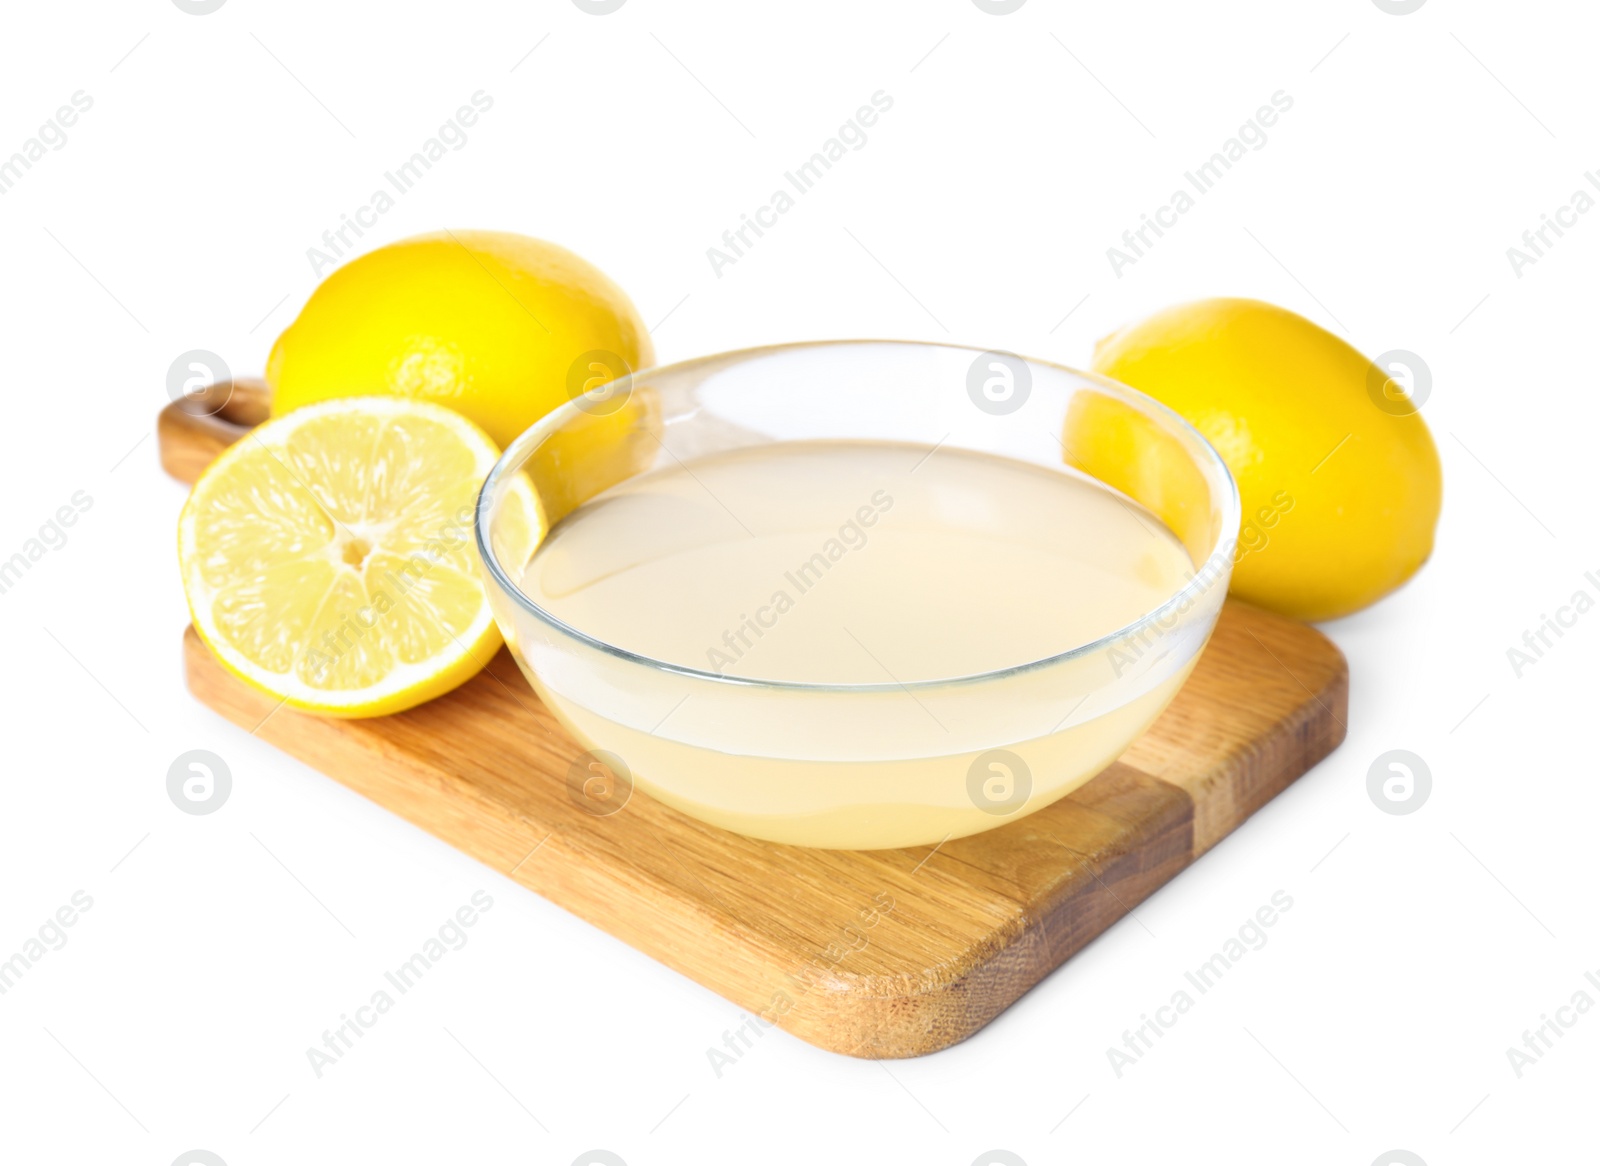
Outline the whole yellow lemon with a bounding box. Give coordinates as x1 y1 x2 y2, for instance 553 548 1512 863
267 231 654 450
1091 298 1441 622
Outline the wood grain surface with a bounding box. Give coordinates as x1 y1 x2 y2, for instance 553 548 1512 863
163 387 1348 1058
157 378 270 483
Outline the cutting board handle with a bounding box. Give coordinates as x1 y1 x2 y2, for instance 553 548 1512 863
158 377 271 485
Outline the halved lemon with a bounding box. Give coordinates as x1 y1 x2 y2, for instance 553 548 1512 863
178 397 538 717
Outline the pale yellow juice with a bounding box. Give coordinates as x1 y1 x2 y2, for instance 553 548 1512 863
518 440 1199 848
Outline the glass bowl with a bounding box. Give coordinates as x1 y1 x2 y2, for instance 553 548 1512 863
476 341 1239 850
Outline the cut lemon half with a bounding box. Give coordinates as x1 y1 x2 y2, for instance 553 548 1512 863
178 397 540 717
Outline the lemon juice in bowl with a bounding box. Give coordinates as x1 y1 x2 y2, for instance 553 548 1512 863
477 342 1239 850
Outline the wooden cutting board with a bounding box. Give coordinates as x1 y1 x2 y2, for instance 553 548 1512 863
162 382 1348 1059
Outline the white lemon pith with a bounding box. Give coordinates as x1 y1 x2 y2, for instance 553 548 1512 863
179 397 528 717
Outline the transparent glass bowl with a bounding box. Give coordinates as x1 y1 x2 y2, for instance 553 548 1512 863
476 341 1239 850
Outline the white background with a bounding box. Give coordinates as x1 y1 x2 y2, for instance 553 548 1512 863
0 1 1593 1163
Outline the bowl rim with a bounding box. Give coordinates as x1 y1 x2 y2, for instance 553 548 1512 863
475 338 1241 693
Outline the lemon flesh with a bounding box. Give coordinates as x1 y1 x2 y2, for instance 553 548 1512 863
178 397 531 717
1092 298 1442 622
266 230 654 451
